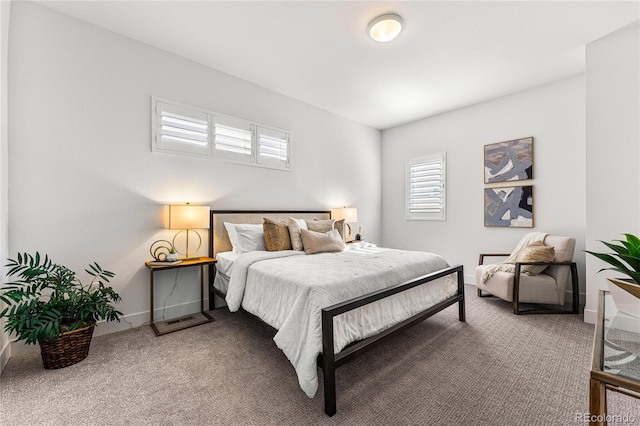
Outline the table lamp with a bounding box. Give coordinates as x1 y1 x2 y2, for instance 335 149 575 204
167 203 210 260
331 207 358 241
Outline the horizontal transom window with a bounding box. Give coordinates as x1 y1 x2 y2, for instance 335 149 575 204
152 97 291 171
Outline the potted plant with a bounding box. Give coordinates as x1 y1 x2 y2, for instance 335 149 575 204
0 252 123 369
586 233 640 317
167 246 178 262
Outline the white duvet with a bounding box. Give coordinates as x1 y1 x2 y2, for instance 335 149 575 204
225 246 458 398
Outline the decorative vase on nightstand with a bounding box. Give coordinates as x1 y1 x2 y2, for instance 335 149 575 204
167 251 178 262
607 278 640 318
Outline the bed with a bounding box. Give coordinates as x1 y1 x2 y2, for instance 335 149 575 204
208 210 465 416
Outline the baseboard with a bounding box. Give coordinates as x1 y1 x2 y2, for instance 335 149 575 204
93 298 210 336
583 308 597 324
1 339 10 372
6 298 210 360
465 281 588 313
7 339 38 357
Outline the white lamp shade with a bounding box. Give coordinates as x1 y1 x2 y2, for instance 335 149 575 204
168 205 210 230
331 207 358 223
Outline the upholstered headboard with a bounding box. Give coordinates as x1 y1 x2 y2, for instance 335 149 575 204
209 210 330 258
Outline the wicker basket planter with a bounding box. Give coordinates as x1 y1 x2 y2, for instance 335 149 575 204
39 324 95 369
1 253 122 369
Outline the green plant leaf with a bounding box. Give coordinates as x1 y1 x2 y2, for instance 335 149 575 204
601 241 628 257
0 252 122 345
622 235 640 258
587 234 640 284
586 251 631 272
619 253 640 270
624 233 640 247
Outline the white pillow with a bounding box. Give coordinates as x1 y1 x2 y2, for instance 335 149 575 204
236 224 266 252
224 222 240 253
288 217 308 251
224 223 265 253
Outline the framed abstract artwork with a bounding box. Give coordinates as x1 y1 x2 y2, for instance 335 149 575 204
484 137 533 184
484 185 533 228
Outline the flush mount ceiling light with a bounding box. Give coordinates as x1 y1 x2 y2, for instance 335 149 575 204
368 13 403 42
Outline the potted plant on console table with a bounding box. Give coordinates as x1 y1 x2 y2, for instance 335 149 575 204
586 233 640 318
0 252 123 369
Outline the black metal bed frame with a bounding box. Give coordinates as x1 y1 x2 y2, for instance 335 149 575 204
319 265 465 416
208 210 466 416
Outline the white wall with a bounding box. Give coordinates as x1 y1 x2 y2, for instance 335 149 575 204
584 21 640 323
382 75 587 295
0 0 12 369
6 2 381 353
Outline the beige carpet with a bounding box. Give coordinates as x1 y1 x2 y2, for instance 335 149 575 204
1 285 638 425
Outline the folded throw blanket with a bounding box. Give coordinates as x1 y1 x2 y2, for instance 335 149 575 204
480 232 548 283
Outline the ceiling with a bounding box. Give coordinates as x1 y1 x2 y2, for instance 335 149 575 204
35 1 639 130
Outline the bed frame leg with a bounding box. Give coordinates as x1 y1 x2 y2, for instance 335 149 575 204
323 364 337 416
322 308 337 416
457 267 466 322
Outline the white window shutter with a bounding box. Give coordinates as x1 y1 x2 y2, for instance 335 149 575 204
213 116 253 163
256 126 290 169
154 101 211 157
406 153 446 220
151 97 291 171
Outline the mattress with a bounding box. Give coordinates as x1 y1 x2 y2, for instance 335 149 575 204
216 251 241 276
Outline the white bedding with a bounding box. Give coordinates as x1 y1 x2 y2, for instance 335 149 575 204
224 246 458 398
217 242 377 277
216 251 241 276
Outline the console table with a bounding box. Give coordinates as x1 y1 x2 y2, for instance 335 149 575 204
145 257 216 336
590 290 640 425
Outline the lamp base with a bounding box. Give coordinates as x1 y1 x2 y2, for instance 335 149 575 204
173 229 203 261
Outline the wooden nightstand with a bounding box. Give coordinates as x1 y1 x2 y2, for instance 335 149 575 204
144 257 216 336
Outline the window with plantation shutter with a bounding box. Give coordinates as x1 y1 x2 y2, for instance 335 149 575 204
151 97 291 171
153 101 211 158
257 126 290 169
213 116 253 163
406 153 446 220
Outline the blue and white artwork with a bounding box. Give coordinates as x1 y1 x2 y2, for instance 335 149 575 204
484 186 533 228
484 137 533 183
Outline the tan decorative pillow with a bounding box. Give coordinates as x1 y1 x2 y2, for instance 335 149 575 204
515 242 555 275
306 218 345 240
305 219 335 233
263 218 292 251
288 217 308 251
300 229 346 255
